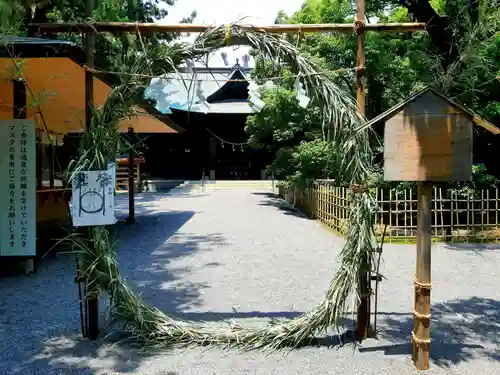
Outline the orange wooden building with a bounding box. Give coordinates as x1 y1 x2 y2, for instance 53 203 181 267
0 36 183 230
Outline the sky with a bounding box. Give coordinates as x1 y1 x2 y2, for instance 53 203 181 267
159 0 305 67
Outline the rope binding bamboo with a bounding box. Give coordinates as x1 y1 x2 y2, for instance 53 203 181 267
413 309 431 320
350 183 369 194
411 331 431 346
414 279 432 290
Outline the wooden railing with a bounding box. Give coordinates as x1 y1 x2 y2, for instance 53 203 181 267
279 181 500 243
115 157 143 192
115 164 140 191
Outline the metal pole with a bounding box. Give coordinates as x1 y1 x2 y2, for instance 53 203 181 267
84 0 99 341
75 255 86 338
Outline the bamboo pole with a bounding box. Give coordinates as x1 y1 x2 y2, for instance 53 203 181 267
412 182 432 370
355 0 372 342
27 22 426 35
84 0 100 341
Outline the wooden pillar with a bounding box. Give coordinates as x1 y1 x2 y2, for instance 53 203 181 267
13 80 26 119
354 0 372 341
126 127 136 224
84 0 99 341
355 0 366 112
48 143 55 188
412 181 432 370
36 136 43 190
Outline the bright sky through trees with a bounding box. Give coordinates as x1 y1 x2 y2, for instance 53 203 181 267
159 0 304 67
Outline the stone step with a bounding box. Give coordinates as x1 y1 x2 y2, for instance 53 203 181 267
170 180 276 192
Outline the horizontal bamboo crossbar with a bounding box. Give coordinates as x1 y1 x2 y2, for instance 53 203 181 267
27 22 426 35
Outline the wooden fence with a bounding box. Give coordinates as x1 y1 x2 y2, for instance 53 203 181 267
279 181 500 243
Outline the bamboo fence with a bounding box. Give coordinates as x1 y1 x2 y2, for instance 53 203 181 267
279 180 500 243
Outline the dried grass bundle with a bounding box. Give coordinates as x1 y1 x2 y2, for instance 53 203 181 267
69 23 378 349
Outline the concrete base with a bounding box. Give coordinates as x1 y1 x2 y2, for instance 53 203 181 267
24 258 35 275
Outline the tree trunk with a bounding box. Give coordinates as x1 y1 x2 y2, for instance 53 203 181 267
399 0 458 70
24 3 56 38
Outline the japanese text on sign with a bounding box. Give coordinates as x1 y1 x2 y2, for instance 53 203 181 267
0 120 36 257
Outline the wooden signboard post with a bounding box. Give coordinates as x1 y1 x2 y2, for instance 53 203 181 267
362 86 500 370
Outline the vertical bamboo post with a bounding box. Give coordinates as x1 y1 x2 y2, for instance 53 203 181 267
126 127 136 224
355 0 372 341
412 181 432 370
84 0 99 341
48 143 55 188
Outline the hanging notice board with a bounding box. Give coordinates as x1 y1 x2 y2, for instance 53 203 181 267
70 168 116 227
0 120 36 256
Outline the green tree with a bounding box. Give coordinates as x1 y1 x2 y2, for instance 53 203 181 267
245 61 337 186
0 0 197 73
262 0 500 179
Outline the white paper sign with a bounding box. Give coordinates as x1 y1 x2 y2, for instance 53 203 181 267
71 168 116 227
0 120 37 256
107 162 116 191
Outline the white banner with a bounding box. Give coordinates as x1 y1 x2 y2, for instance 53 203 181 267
71 167 116 227
107 162 116 191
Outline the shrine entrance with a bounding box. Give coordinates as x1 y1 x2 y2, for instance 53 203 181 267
211 139 259 180
141 65 271 181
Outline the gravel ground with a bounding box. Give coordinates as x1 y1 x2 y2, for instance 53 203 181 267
0 187 499 375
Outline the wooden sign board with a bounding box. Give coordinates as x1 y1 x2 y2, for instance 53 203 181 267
383 91 473 182
0 120 37 257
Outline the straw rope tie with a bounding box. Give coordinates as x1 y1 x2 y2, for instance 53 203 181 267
411 331 431 346
414 279 432 290
225 24 231 46
413 309 431 320
354 20 365 33
84 17 97 32
296 24 304 48
350 183 369 194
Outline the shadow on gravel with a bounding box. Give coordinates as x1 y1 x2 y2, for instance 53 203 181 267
254 193 311 220
114 192 207 220
111 210 227 314
360 297 500 367
442 242 500 252
19 332 185 375
252 192 279 198
169 310 304 321
0 251 167 375
0 208 209 375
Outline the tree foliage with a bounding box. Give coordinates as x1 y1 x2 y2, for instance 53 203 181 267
245 62 332 187
246 0 500 184
0 0 197 72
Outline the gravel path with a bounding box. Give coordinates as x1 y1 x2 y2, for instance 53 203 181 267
1 188 499 375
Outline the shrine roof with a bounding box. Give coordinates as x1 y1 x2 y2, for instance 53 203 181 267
0 36 184 134
145 67 256 115
359 87 500 135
